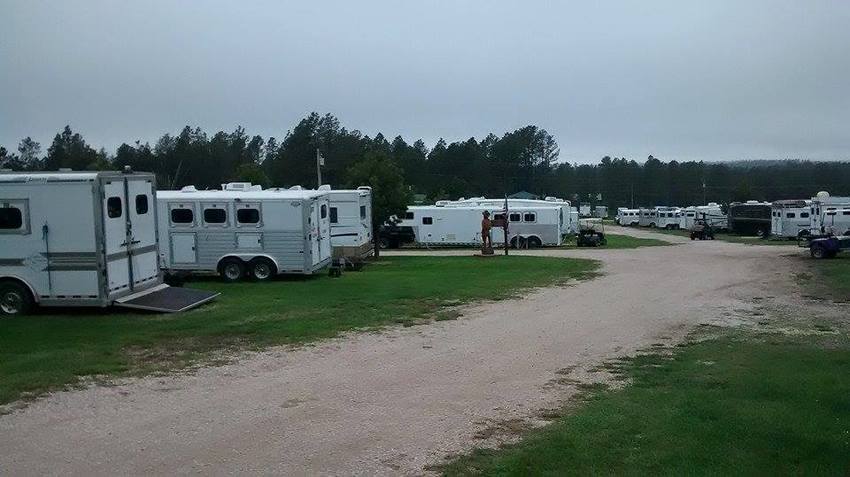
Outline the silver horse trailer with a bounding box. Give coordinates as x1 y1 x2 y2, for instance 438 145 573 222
0 171 219 316
157 186 332 281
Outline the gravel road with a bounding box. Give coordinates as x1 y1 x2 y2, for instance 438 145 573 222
0 227 803 475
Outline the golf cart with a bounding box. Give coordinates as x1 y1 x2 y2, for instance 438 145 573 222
689 218 715 240
576 220 607 247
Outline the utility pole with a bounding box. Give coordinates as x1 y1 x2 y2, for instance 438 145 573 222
316 148 324 187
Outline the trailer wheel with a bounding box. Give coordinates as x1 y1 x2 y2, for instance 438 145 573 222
219 258 246 282
249 258 276 281
0 281 33 317
810 244 827 259
527 236 542 248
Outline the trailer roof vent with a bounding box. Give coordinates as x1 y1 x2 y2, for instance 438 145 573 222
816 191 830 199
318 184 332 191
356 186 372 191
435 200 449 207
289 185 303 190
222 182 258 191
58 168 73 172
180 185 198 192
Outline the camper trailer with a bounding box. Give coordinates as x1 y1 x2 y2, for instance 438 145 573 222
0 171 218 316
579 203 592 217
616 208 640 226
655 207 682 229
440 197 577 235
638 207 658 227
156 186 332 281
679 203 726 230
728 201 772 236
771 200 812 238
403 204 562 247
809 192 850 235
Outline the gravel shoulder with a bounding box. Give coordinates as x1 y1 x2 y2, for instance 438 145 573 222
0 227 803 475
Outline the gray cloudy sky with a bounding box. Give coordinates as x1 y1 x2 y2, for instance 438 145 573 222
2 0 849 162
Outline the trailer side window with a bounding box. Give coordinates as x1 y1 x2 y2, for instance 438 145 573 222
135 195 149 215
0 207 23 229
330 207 339 224
422 217 433 225
237 208 260 224
800 212 810 218
204 208 227 224
786 212 796 218
509 213 521 221
404 211 414 219
107 197 122 218
321 204 328 219
843 211 850 216
494 213 505 221
523 212 536 223
171 208 194 224
360 205 367 220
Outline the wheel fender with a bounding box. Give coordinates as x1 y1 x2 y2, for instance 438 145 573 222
218 254 280 273
0 275 38 303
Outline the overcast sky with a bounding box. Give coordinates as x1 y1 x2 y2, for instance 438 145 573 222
1 0 849 163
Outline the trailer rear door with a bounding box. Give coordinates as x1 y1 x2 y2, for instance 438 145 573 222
102 179 132 294
126 178 159 288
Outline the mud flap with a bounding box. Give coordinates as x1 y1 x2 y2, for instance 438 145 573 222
114 284 219 313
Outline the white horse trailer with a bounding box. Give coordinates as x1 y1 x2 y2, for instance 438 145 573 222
655 207 682 229
592 205 608 218
287 185 375 261
404 204 562 247
771 200 812 238
638 208 658 227
0 171 218 316
440 197 576 235
157 187 332 281
616 208 640 226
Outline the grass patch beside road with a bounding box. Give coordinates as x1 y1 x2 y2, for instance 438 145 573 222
647 227 794 246
808 254 850 299
0 256 597 406
441 326 850 476
561 233 670 249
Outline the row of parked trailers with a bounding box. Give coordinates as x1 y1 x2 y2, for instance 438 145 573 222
615 192 850 239
396 197 580 248
0 171 374 316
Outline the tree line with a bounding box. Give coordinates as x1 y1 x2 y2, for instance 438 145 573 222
2 112 850 211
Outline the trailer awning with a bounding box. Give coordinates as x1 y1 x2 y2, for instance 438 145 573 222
114 284 219 313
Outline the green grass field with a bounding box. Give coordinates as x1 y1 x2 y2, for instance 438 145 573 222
441 327 850 476
561 233 671 249
0 256 597 405
631 226 795 246
812 254 850 298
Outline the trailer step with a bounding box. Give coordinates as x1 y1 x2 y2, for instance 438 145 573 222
114 284 219 313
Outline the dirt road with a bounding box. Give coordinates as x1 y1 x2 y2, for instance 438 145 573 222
0 228 802 475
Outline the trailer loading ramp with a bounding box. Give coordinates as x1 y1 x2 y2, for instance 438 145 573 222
114 284 220 313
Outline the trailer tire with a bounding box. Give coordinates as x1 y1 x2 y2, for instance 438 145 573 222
219 258 246 282
249 258 276 281
527 236 542 248
0 280 34 317
810 244 827 259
